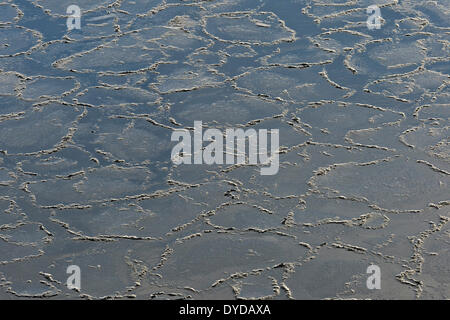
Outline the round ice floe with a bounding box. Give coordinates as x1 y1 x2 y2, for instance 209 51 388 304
313 157 450 210
0 26 41 57
235 66 349 102
75 86 160 107
30 165 153 204
401 125 449 154
92 126 172 163
18 76 80 101
54 37 165 73
0 167 16 186
169 88 283 126
361 212 389 229
0 103 83 154
366 70 449 102
368 41 425 69
0 72 22 95
204 12 296 45
118 0 164 15
157 233 307 290
150 66 224 94
34 0 116 16
0 3 22 24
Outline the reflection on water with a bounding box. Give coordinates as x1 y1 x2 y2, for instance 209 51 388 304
0 0 448 299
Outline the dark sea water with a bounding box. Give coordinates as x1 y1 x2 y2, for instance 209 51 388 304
0 0 448 299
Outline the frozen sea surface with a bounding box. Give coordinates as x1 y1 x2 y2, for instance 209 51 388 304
0 0 448 299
